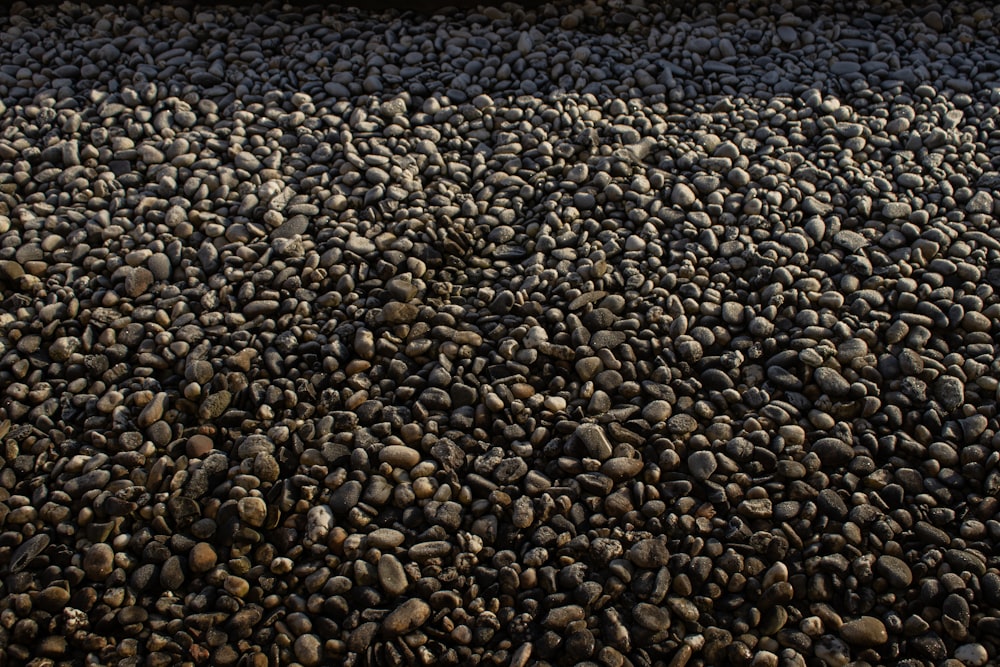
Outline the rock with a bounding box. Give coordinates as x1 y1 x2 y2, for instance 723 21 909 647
382 598 431 636
9 534 50 573
967 190 994 214
875 555 912 588
814 367 851 397
815 636 850 667
671 183 697 206
382 302 418 324
943 593 970 639
237 497 268 527
380 445 421 468
811 438 854 466
576 423 613 460
935 376 965 411
49 336 79 361
124 267 154 297
955 643 989 667
688 451 717 480
642 400 672 423
83 543 115 581
198 390 231 420
839 617 887 646
186 434 214 458
293 634 323 666
633 602 671 631
331 480 362 514
137 392 168 428
378 554 409 597
189 542 217 573
628 539 669 568
160 555 185 590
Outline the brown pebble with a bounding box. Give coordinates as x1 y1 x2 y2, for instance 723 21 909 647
382 598 431 636
189 542 218 573
83 543 115 581
186 434 214 458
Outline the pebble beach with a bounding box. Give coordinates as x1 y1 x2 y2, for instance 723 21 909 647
1 0 999 665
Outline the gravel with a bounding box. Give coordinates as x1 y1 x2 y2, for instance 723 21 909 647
1 0 1000 665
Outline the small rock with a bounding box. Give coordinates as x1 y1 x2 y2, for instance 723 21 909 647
576 423 613 460
83 543 115 581
186 434 214 458
124 266 154 297
935 376 965 411
199 390 231 420
189 542 217 573
293 634 323 667
839 617 887 646
955 643 989 667
875 555 912 588
49 336 79 361
379 445 421 469
628 538 669 568
378 554 408 597
671 182 697 206
688 451 717 480
382 598 431 636
237 497 268 527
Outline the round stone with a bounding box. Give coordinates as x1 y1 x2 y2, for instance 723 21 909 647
189 542 218 573
875 555 912 588
839 617 888 646
186 434 214 458
382 598 431 636
379 445 421 469
687 451 717 480
237 497 268 527
293 634 323 667
83 543 115 581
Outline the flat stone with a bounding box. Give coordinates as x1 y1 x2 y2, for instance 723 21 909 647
378 554 409 597
379 445 421 468
839 617 888 646
876 554 912 588
576 423 613 460
811 438 854 465
383 301 419 324
9 534 50 573
382 598 431 636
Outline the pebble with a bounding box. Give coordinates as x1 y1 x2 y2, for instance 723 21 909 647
189 542 218 573
379 445 421 468
83 543 115 581
576 423 614 460
688 451 717 480
237 497 268 527
186 434 214 458
955 643 989 667
378 554 409 597
293 634 323 667
382 598 431 636
876 554 912 588
839 617 888 646
628 538 670 568
9 534 50 573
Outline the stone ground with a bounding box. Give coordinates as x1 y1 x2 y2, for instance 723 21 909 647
0 0 999 666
